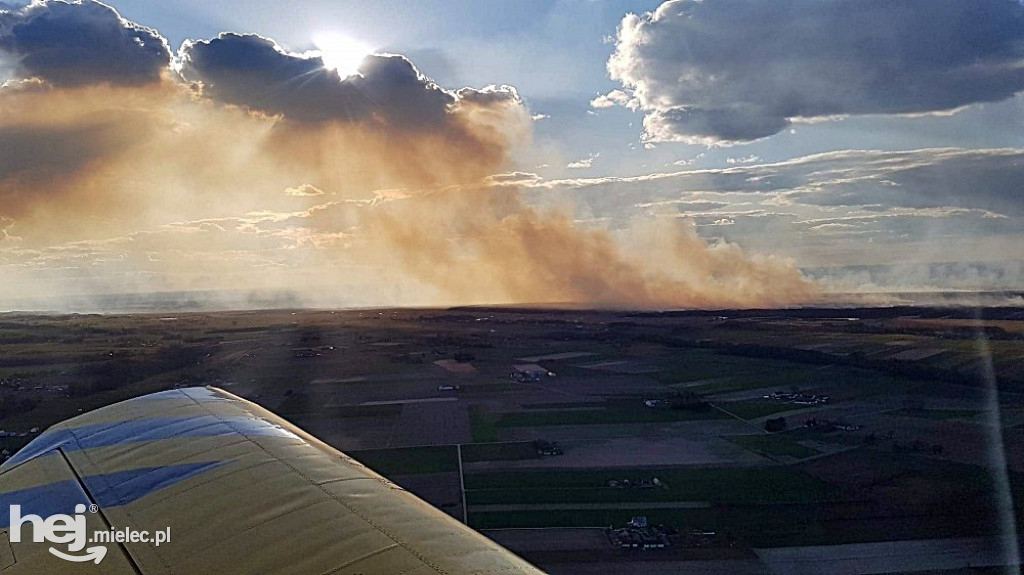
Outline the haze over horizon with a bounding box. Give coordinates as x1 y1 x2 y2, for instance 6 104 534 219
1 0 1022 311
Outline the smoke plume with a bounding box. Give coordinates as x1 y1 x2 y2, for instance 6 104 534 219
0 0 817 310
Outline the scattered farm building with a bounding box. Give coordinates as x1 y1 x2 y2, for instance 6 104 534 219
511 364 553 382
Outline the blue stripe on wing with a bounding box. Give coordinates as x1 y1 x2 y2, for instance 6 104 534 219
0 461 223 526
0 479 88 528
82 461 225 508
8 415 296 466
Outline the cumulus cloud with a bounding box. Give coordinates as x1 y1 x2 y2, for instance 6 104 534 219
0 0 169 86
456 85 520 107
590 89 634 109
606 0 1024 143
178 32 523 138
567 153 599 169
178 33 449 126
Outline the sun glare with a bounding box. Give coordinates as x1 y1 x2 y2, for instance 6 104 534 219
313 34 372 77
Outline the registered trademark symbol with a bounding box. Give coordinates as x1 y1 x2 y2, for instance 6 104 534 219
88 504 98 514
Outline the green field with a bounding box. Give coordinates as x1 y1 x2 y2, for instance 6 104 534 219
715 399 810 420
464 467 837 505
893 408 983 420
683 366 833 395
521 401 606 410
458 383 519 394
468 405 501 442
654 349 817 385
276 397 403 419
466 451 1013 547
347 445 458 475
461 441 541 462
726 434 820 459
495 399 729 427
784 427 865 447
669 354 918 403
467 499 1001 547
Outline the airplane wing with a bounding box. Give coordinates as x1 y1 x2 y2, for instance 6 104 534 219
0 387 546 574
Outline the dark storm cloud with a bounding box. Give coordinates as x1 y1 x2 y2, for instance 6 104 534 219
178 33 519 129
0 0 170 86
607 0 1024 144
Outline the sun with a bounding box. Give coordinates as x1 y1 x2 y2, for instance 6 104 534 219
313 34 372 78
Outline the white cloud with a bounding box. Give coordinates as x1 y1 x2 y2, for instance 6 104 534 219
606 0 1024 144
727 155 761 165
284 184 325 197
590 89 635 109
567 152 599 169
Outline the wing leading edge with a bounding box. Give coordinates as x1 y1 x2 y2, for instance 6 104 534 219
0 387 546 575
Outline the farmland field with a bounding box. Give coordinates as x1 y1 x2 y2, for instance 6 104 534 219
0 305 1020 573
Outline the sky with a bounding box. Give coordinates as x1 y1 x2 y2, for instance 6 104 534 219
0 0 1022 310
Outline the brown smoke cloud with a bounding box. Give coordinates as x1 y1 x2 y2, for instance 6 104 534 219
0 77 818 309
363 187 817 308
0 0 817 310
